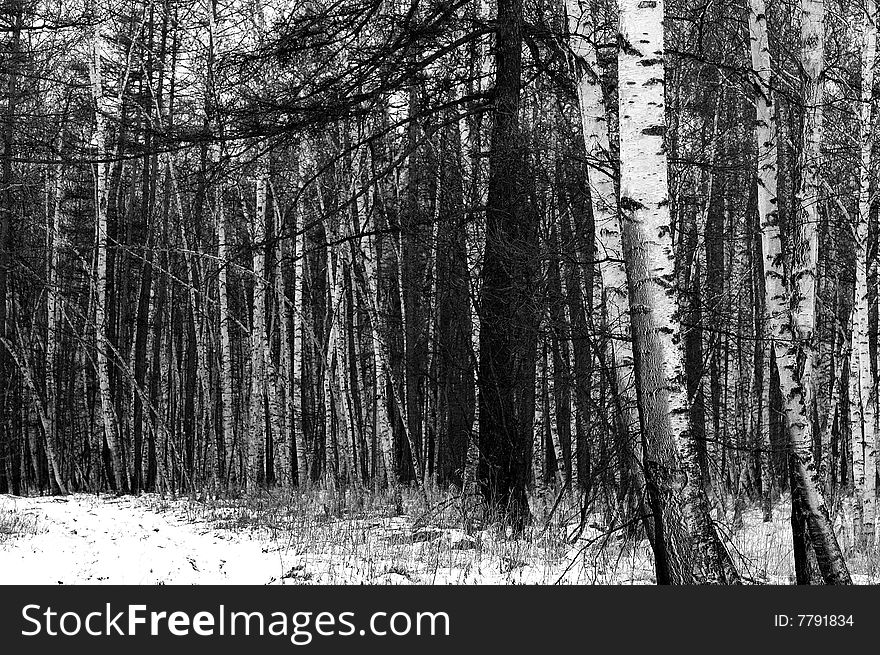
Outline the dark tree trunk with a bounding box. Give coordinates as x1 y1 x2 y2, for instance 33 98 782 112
559 157 593 494
436 118 474 487
684 220 710 491
0 0 22 496
402 82 429 481
790 453 817 585
477 0 537 530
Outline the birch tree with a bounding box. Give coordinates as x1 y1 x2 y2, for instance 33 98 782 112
849 0 877 548
292 159 309 485
749 0 851 584
44 149 68 494
614 0 738 584
566 0 643 521
217 156 236 486
89 0 127 493
246 162 270 489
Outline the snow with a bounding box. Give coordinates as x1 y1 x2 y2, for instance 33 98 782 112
1 491 877 585
0 494 281 584
0 492 651 585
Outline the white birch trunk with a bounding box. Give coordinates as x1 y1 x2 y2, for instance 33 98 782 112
793 0 823 344
45 148 67 493
565 0 642 501
292 159 309 485
750 0 852 583
750 0 779 528
617 0 688 491
247 163 269 489
615 0 705 582
463 181 482 500
533 336 548 510
331 251 354 483
556 230 580 490
271 187 294 488
89 4 126 493
264 230 285 486
546 339 565 486
216 151 236 487
793 0 825 504
849 0 877 548
337 271 358 486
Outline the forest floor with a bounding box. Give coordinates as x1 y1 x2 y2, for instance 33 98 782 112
1 488 878 584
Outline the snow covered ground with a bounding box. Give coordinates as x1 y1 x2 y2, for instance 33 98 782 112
0 494 285 584
0 491 876 584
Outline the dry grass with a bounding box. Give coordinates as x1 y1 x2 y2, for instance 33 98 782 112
722 493 880 584
8 485 880 584
133 486 880 584
0 498 42 541
139 483 657 584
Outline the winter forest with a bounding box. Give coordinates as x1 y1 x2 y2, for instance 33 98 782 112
1 0 880 586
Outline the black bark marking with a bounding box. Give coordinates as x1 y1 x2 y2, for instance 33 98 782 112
619 196 647 212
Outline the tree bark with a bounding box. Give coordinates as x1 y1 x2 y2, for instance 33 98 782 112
477 0 537 529
849 0 877 548
90 3 127 494
247 161 269 489
749 0 852 584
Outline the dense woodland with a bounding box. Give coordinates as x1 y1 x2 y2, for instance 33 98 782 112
1 0 879 584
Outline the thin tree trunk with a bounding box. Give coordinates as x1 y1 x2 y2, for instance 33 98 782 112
292 160 309 486
44 151 68 494
849 0 877 548
247 162 269 489
90 4 127 494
